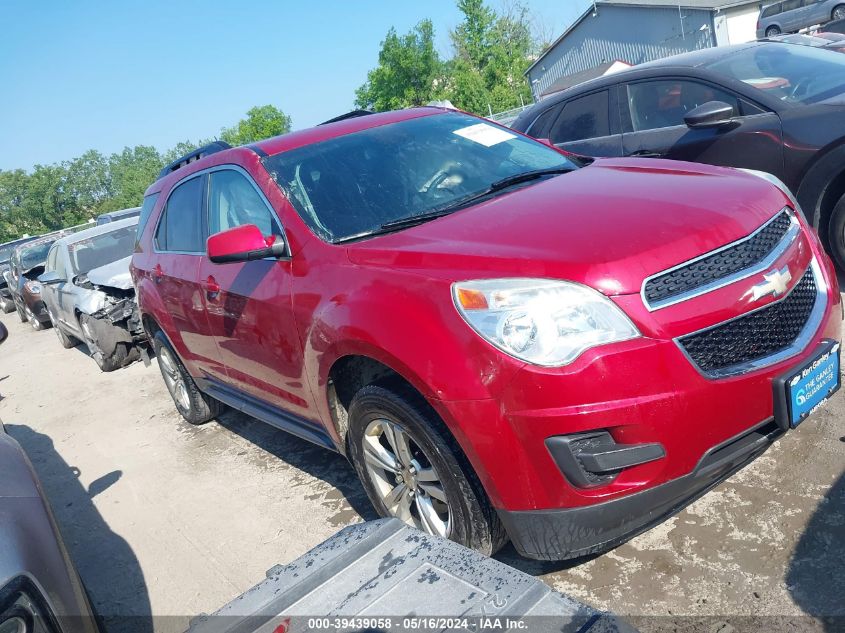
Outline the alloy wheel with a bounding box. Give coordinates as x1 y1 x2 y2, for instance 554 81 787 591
835 6 845 20
158 347 191 411
362 418 451 537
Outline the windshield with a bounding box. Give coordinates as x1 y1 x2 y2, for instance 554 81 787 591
263 112 576 242
707 44 845 104
68 225 137 275
20 240 54 271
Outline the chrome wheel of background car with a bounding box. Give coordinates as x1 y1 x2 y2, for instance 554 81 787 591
835 5 845 20
158 346 191 411
362 418 451 537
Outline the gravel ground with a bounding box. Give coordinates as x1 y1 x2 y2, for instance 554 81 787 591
0 300 842 632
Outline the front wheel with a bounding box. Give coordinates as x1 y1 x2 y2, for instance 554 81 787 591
347 383 507 555
828 193 845 271
79 313 137 372
49 312 77 349
152 330 221 424
833 4 845 21
765 25 781 37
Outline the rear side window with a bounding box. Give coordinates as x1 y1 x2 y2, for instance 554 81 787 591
548 91 610 144
155 177 204 253
526 107 559 138
782 0 801 11
761 2 781 17
136 193 159 250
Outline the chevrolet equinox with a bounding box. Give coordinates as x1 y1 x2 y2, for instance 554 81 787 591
131 108 842 560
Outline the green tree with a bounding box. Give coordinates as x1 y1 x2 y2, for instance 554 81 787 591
0 169 30 241
355 20 444 111
63 150 113 219
447 0 534 113
220 105 292 146
106 146 165 211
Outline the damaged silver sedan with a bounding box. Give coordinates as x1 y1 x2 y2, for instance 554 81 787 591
38 217 146 371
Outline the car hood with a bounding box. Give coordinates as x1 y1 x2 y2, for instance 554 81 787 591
346 158 790 295
86 256 133 290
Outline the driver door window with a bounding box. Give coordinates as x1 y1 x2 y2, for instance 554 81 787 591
627 80 740 132
207 169 283 239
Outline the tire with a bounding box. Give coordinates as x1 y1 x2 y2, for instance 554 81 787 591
79 313 138 372
765 26 781 37
833 5 845 21
151 329 221 424
347 383 507 556
828 193 845 271
52 317 77 349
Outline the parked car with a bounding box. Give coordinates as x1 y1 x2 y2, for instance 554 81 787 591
765 31 845 52
132 109 841 561
511 41 845 270
0 235 39 313
0 321 100 633
95 206 140 226
5 232 68 330
39 218 144 371
757 0 845 38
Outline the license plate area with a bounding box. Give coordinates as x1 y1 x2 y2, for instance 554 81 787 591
773 340 841 430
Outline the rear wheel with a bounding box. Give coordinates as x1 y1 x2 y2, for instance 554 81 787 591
152 330 221 424
347 383 507 555
828 193 845 271
765 25 781 37
833 4 845 20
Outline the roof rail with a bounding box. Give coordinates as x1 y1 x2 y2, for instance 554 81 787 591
158 141 231 179
319 110 374 125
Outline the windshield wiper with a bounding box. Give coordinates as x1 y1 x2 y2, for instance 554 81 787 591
379 167 573 232
488 166 573 190
333 167 574 243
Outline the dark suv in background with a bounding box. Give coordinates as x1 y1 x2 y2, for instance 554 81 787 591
511 41 845 271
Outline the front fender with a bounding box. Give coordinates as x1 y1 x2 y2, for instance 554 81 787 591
74 288 107 316
796 141 845 230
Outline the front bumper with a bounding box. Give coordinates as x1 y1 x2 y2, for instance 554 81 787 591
23 298 50 325
498 417 783 560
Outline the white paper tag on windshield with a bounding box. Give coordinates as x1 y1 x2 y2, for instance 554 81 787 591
453 123 516 147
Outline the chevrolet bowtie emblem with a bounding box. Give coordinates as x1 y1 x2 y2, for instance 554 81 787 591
751 266 792 301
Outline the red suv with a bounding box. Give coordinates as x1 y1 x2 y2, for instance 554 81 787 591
131 108 842 560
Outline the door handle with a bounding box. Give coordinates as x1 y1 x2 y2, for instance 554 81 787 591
626 150 664 159
203 275 220 300
152 264 164 284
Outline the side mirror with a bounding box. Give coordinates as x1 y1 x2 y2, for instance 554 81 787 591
207 224 287 264
38 270 64 285
0 322 7 346
684 100 736 129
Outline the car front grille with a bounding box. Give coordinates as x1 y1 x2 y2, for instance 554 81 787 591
643 211 794 308
677 266 818 377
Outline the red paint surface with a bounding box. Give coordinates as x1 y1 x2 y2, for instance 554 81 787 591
132 108 843 513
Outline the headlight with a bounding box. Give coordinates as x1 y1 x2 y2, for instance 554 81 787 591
452 278 640 366
23 280 40 295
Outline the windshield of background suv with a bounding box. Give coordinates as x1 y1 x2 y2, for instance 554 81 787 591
68 224 137 275
707 44 845 104
20 240 54 271
264 112 576 242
